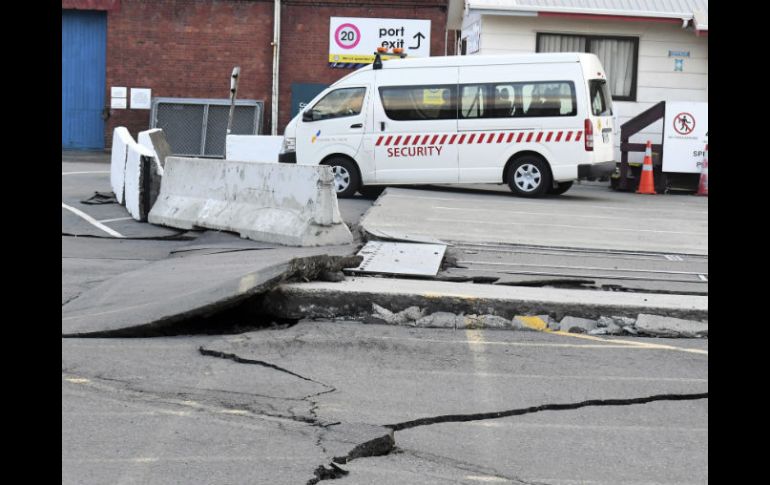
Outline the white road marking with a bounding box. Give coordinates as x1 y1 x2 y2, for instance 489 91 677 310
62 202 125 238
62 171 110 175
98 217 132 223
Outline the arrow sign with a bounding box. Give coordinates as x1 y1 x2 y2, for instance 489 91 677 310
409 32 425 50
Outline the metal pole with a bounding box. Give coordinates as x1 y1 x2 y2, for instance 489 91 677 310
271 0 281 136
225 66 240 159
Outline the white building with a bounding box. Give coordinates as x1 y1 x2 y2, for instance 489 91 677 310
447 0 708 162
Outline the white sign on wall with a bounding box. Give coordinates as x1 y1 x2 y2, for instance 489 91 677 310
329 17 431 67
663 102 708 173
130 88 152 110
111 86 127 109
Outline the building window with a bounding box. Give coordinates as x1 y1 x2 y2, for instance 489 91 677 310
379 85 457 121
537 33 638 102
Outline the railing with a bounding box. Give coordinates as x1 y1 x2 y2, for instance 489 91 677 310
617 101 665 191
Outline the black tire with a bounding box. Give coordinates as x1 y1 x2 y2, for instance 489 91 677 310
548 181 573 196
322 157 360 198
358 185 385 199
507 156 552 198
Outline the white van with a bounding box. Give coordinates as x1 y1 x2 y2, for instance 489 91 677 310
279 53 615 198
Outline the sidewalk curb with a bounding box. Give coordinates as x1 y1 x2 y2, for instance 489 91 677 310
263 277 707 323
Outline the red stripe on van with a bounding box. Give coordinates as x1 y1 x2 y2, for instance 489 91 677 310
565 131 573 142
402 135 411 145
467 134 476 144
575 131 582 141
439 134 448 145
526 132 534 142
506 133 514 143
487 133 495 144
458 134 466 144
376 136 383 146
545 132 553 142
555 131 563 142
393 135 402 145
430 135 439 145
421 135 430 145
385 136 393 146
477 133 485 143
496 133 504 143
517 133 525 143
449 134 457 144
412 135 421 145
536 132 544 142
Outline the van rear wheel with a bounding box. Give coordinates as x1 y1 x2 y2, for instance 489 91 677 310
322 157 360 199
548 181 573 196
507 156 551 198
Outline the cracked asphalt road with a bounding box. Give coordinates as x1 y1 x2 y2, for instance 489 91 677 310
62 154 706 484
63 322 706 484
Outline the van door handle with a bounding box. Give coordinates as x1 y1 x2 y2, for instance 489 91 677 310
380 122 386 131
350 123 363 128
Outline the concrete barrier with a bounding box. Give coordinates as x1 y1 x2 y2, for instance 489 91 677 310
124 142 157 221
148 157 353 246
138 128 172 173
110 127 133 204
138 128 169 212
225 135 284 162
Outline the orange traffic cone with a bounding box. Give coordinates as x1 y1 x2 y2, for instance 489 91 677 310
636 140 656 194
696 143 708 196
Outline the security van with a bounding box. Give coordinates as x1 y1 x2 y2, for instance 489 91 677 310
279 52 616 198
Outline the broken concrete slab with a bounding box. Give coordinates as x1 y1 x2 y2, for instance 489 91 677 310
463 314 511 329
415 312 464 329
61 245 357 337
263 277 708 323
635 314 708 338
360 187 708 255
560 316 598 334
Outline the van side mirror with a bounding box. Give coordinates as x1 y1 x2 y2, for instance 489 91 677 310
302 110 314 122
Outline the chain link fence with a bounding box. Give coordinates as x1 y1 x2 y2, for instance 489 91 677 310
151 98 263 157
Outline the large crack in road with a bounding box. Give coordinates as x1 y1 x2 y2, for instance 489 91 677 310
194 343 707 485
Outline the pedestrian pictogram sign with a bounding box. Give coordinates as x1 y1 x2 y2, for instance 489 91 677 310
673 112 695 135
329 17 431 68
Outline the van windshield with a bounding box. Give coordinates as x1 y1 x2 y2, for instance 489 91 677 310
589 79 613 116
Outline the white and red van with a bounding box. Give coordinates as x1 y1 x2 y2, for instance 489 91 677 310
279 52 615 198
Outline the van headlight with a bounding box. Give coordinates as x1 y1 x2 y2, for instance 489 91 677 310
281 136 296 153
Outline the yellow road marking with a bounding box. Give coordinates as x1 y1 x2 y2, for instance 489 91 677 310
546 329 707 355
64 378 91 384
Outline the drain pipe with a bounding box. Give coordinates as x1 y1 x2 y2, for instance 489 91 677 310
271 0 281 135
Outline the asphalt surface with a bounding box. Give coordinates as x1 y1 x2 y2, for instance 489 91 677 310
62 152 707 484
63 322 707 485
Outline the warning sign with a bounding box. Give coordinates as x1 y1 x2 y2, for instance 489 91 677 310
663 102 708 173
329 17 431 67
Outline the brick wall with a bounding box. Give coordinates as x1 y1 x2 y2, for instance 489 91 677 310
101 0 447 148
279 1 448 131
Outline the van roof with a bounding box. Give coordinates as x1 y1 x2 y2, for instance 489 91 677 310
359 52 596 71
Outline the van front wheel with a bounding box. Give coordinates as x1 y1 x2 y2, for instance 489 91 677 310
507 157 551 198
323 158 360 199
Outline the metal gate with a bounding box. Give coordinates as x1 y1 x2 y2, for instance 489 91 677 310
62 10 107 150
151 98 263 157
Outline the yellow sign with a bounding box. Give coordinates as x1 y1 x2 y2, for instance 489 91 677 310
423 88 445 106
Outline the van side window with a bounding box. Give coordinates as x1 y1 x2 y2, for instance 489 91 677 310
589 79 613 116
461 85 486 119
459 81 576 119
309 87 366 121
520 82 576 117
379 85 457 121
